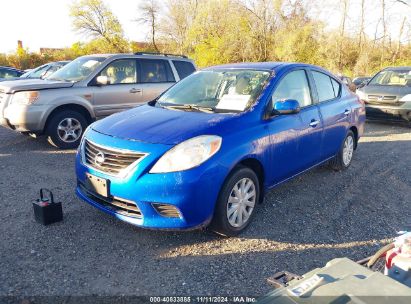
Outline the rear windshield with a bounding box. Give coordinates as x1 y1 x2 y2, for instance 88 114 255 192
369 69 411 86
172 60 196 80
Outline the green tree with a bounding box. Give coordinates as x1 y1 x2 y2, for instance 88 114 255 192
70 0 129 52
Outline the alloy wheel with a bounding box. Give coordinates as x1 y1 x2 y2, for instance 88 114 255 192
57 118 82 143
342 135 354 166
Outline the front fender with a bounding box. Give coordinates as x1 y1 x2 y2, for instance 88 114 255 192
216 126 270 188
39 95 95 130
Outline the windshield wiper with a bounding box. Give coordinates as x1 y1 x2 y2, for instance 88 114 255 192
162 104 215 113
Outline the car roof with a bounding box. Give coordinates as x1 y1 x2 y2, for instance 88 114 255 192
206 62 287 71
80 53 193 62
204 62 329 73
384 66 411 71
0 66 23 72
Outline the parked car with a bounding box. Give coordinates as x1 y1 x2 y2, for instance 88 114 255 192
19 61 70 80
0 53 196 148
75 62 365 236
353 76 371 89
356 66 411 123
338 75 356 92
0 66 24 81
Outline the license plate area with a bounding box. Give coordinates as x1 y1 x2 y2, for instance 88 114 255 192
85 173 110 197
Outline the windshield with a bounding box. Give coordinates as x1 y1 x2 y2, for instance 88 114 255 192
157 69 271 112
21 64 49 78
368 69 411 86
46 56 106 82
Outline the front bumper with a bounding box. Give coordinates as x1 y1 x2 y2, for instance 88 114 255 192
75 129 228 230
365 105 411 122
3 103 48 132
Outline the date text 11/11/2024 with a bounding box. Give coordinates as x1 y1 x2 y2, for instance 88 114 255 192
149 296 257 303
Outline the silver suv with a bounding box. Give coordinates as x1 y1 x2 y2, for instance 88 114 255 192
0 53 196 148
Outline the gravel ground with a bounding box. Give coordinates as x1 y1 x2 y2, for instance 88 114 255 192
0 122 410 298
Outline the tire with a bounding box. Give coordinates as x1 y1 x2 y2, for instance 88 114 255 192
46 110 88 149
210 166 260 237
329 130 355 171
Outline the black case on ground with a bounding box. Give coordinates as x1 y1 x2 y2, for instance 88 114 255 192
33 188 63 225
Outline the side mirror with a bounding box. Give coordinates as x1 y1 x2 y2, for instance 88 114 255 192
272 99 300 115
96 75 110 86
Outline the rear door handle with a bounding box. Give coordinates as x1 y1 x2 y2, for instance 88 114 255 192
344 109 350 115
129 88 142 94
309 119 319 127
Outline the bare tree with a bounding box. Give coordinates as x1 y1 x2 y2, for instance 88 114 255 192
380 0 387 67
138 0 161 52
358 0 366 51
392 16 407 62
338 0 349 72
239 0 281 61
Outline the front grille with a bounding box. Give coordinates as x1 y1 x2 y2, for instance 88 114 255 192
152 203 181 218
368 95 397 101
79 183 143 218
84 140 146 176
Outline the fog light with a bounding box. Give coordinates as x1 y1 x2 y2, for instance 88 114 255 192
152 203 181 218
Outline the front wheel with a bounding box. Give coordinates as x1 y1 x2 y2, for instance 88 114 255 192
46 110 88 149
329 130 355 171
210 166 260 237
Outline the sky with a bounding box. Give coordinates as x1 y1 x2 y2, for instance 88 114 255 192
0 0 410 54
0 0 147 53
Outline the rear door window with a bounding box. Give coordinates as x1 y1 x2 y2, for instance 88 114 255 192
312 71 337 102
139 59 175 83
331 78 341 97
172 60 196 80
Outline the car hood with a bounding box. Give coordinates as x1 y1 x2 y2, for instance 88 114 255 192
0 77 21 82
91 105 237 145
360 85 411 98
0 79 74 93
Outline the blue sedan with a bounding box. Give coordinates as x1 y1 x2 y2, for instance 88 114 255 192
0 66 24 81
75 62 365 236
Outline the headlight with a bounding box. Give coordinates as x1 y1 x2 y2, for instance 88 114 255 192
11 91 39 105
150 135 222 173
399 94 411 102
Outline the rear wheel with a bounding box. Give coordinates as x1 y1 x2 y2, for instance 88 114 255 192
210 166 260 237
329 130 355 171
46 110 88 149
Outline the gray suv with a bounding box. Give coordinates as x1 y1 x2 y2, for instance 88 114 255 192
0 53 196 148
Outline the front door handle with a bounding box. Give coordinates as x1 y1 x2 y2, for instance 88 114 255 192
344 109 350 115
129 88 142 94
309 119 319 127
